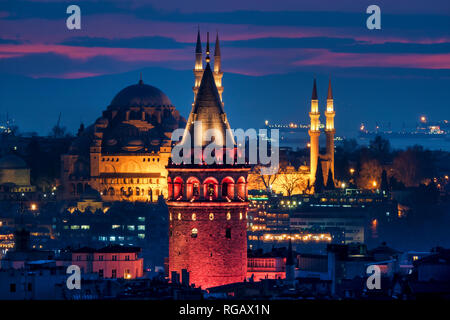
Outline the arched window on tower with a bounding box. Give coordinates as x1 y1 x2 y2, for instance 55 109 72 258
236 176 246 200
203 177 218 200
221 177 235 199
173 177 183 200
186 177 200 200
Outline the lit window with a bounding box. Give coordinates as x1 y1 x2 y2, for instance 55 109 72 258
209 213 214 221
239 212 243 220
112 225 120 229
227 212 231 220
137 225 145 231
138 234 145 239
70 225 80 230
191 228 198 238
178 213 182 220
127 225 135 231
81 225 90 230
192 213 196 221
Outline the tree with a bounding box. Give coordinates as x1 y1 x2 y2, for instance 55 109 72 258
325 167 335 190
380 169 389 193
369 135 391 164
392 146 435 187
357 159 382 190
277 166 307 196
252 165 279 192
314 159 324 194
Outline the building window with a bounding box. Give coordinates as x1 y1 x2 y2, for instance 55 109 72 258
27 283 32 292
125 255 130 261
209 213 214 220
226 228 231 239
112 255 117 261
98 255 103 261
191 228 198 238
10 284 16 292
99 269 104 278
112 269 117 278
192 213 196 221
227 212 231 220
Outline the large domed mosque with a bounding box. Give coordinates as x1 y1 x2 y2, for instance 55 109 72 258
61 30 229 202
60 75 186 202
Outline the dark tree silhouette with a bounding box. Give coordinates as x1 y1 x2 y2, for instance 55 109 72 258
325 167 335 190
314 159 324 194
381 169 389 193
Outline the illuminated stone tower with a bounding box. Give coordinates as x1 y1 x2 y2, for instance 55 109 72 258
309 79 320 184
213 32 224 102
325 79 335 179
193 28 203 103
167 56 249 289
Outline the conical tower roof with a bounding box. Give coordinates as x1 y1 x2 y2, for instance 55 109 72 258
327 78 333 99
214 32 221 56
195 28 202 54
311 78 318 100
182 63 234 147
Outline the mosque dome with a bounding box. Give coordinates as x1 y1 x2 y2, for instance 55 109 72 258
108 79 173 110
0 154 28 169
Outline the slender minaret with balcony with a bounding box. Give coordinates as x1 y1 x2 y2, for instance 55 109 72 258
213 32 224 102
325 78 335 180
309 79 320 184
193 28 204 103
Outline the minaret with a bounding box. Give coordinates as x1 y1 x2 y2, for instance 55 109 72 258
193 28 203 103
213 32 224 102
325 78 335 180
309 79 320 184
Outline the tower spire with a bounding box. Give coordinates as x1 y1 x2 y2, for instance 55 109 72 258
327 77 333 99
309 78 320 185
325 77 335 180
193 28 204 103
213 31 224 102
195 26 202 54
311 78 318 100
214 31 221 57
205 32 210 63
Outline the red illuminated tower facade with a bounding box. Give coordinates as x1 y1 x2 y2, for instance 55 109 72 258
167 34 249 289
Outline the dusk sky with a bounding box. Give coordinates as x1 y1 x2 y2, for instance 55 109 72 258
0 0 449 137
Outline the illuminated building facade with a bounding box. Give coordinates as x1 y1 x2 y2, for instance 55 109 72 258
167 33 250 289
72 245 143 279
60 76 186 202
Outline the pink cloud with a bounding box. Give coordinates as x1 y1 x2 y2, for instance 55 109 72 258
0 43 191 62
293 49 450 69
